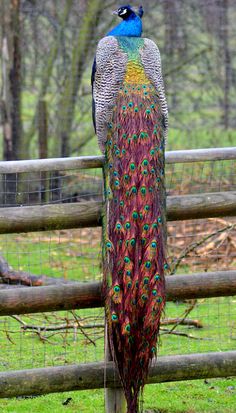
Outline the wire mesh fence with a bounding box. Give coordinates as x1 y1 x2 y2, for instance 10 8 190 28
0 158 235 372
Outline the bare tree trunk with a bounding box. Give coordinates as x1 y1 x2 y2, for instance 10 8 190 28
55 0 103 157
219 0 231 129
24 0 74 148
1 0 23 161
162 0 185 109
38 99 48 203
0 1 23 205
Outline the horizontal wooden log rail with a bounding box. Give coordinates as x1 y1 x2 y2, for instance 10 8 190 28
0 202 102 233
0 191 235 234
0 271 235 316
0 351 235 398
0 147 235 173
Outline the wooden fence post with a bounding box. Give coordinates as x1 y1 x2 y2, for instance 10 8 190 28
105 326 126 413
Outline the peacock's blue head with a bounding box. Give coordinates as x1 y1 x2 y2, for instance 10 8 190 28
107 5 143 37
113 5 136 20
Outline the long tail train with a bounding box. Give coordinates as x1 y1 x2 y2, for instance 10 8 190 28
103 81 166 412
93 34 168 413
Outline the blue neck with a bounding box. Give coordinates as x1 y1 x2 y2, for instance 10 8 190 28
107 15 142 37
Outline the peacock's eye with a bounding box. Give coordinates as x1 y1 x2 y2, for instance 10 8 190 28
112 313 118 321
145 261 151 269
125 324 131 332
132 211 138 219
130 238 136 246
119 7 128 16
114 285 120 293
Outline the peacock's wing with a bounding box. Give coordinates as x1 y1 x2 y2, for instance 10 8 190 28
91 57 97 132
141 39 168 139
93 36 127 152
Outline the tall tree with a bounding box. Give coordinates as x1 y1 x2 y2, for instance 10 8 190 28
55 0 104 157
219 0 231 129
1 0 23 160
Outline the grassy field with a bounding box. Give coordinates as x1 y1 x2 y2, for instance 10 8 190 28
0 300 235 413
0 378 236 413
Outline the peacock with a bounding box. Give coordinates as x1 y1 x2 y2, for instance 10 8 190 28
92 5 168 413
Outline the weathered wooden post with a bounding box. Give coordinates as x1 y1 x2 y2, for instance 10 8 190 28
105 326 126 413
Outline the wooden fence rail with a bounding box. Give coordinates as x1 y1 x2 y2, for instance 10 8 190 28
0 147 235 173
0 351 235 398
0 191 235 233
0 271 235 316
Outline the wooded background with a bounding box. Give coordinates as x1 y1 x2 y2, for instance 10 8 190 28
0 0 235 162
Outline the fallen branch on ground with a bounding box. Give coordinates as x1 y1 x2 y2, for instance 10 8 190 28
0 255 75 286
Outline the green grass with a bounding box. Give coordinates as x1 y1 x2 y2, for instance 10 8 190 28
0 380 235 412
0 230 236 412
0 241 235 413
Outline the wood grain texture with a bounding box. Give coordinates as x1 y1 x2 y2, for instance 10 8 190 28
0 201 103 233
0 156 104 173
0 191 235 234
0 147 235 173
167 191 236 220
0 351 235 397
0 271 235 316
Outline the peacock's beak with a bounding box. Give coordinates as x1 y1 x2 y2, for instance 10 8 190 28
112 9 119 15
